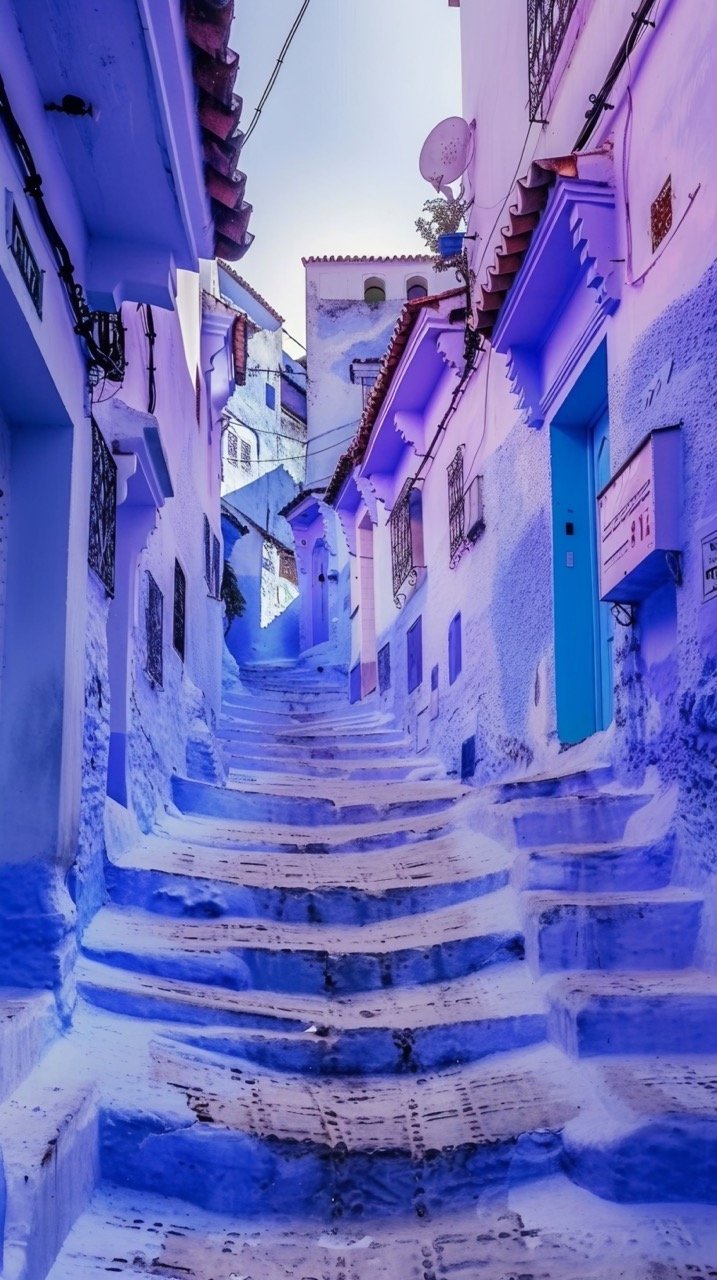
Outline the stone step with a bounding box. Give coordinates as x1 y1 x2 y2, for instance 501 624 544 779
0 988 59 1105
548 968 717 1056
495 763 614 802
0 1040 98 1280
46 1178 717 1279
512 833 675 893
564 1054 717 1203
507 791 651 848
522 887 702 974
155 807 458 856
105 829 509 925
81 891 524 996
98 1040 581 1216
78 959 545 1073
171 774 467 828
217 724 412 757
217 720 410 749
222 749 444 781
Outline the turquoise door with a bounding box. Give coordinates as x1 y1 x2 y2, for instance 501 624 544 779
592 410 614 729
551 406 614 743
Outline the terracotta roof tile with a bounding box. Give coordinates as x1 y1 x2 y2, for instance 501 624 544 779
185 0 253 261
302 253 435 266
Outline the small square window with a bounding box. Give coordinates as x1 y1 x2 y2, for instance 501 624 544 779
407 616 423 693
448 612 462 685
265 381 276 409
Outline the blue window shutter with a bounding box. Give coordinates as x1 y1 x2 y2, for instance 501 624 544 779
265 382 276 409
448 612 462 685
407 616 423 693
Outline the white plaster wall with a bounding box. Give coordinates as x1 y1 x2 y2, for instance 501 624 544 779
304 258 446 488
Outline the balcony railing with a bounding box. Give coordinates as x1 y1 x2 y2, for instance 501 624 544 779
527 0 579 121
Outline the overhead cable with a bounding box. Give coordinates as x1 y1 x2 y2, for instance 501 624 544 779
242 1 312 148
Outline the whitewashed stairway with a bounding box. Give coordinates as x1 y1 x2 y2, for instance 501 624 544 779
5 660 717 1278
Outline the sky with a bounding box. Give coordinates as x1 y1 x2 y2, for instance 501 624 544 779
231 1 462 349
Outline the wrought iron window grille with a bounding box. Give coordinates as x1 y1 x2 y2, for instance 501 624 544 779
145 572 163 688
527 0 579 122
390 478 419 608
88 419 117 596
173 560 186 662
227 429 239 465
448 446 469 567
240 439 252 472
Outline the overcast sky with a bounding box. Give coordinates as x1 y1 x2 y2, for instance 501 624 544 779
231 2 461 348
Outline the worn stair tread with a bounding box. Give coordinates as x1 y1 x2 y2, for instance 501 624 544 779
551 967 717 1003
140 1038 582 1151
48 1175 717 1279
524 886 703 908
83 889 521 958
155 806 458 853
219 774 468 805
112 828 508 893
77 956 542 1032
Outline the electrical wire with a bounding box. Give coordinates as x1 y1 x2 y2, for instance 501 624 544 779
242 1 312 148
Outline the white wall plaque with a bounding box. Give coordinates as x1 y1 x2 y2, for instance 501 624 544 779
702 527 717 602
598 426 681 603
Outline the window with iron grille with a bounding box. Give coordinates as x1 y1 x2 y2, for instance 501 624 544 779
173 560 186 661
227 430 238 465
88 419 117 596
203 515 211 589
390 478 418 606
212 534 221 599
527 0 578 122
240 439 252 472
447 446 466 565
145 572 163 687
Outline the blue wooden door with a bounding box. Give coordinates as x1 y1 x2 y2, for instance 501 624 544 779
551 407 613 743
592 410 614 729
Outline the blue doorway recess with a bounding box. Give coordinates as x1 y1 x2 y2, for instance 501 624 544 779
550 345 614 744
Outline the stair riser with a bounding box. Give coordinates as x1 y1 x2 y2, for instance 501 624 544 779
83 931 525 997
525 901 701 974
100 1114 561 1218
217 734 410 759
549 995 717 1057
169 822 454 856
3 1094 98 1280
105 864 508 926
513 795 649 848
171 1013 547 1076
172 777 459 826
513 838 674 894
563 1119 717 1203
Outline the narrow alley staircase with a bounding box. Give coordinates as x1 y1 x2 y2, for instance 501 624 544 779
7 661 717 1277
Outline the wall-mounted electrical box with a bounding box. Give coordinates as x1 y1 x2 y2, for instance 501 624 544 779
597 425 681 603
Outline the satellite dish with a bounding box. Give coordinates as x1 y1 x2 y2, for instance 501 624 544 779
419 116 475 201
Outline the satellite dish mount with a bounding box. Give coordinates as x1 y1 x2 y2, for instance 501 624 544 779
419 116 475 202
